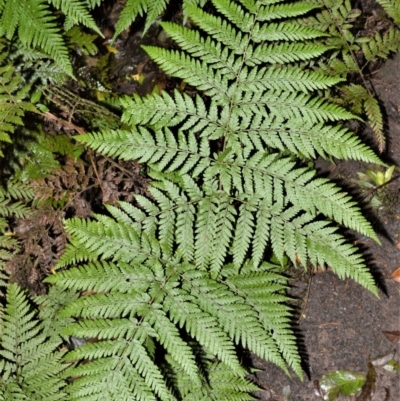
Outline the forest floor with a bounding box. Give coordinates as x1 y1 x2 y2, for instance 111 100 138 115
253 38 400 401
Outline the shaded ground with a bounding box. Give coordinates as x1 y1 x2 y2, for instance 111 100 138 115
253 54 400 401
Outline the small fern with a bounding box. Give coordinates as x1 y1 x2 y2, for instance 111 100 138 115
339 84 384 150
361 26 400 61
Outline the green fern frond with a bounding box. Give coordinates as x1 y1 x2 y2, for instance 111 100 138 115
0 0 102 76
376 0 400 24
55 1 386 397
361 27 400 61
66 26 98 56
364 96 384 153
114 0 165 39
340 84 385 152
303 222 377 295
85 0 102 8
169 359 258 401
0 181 33 288
0 0 73 75
225 267 301 377
0 284 68 400
49 0 101 34
0 65 36 156
34 286 79 340
49 254 294 396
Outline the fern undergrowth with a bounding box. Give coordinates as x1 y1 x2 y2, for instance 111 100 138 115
1 0 400 400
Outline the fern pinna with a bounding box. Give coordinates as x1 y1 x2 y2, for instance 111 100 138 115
49 0 382 399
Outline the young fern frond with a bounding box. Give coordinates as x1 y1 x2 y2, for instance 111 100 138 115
66 26 98 56
339 84 384 151
302 0 400 151
361 26 400 61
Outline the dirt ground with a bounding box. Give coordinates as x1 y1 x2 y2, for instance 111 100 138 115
251 52 400 401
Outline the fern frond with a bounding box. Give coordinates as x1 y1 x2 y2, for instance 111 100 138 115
0 284 68 400
376 0 400 24
0 66 36 155
66 26 98 56
49 0 101 35
10 0 73 76
225 268 301 377
114 0 190 38
51 1 386 397
78 127 211 176
0 181 34 200
185 272 292 373
168 357 257 401
239 65 344 93
340 84 385 152
303 221 378 295
364 95 384 153
256 1 319 20
361 27 400 61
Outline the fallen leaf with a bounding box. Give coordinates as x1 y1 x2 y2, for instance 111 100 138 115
383 331 400 343
371 350 396 367
316 370 366 401
391 267 400 282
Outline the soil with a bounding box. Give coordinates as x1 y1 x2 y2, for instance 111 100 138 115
251 48 400 401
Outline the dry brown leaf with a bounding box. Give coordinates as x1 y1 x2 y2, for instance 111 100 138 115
391 267 400 282
382 331 400 343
